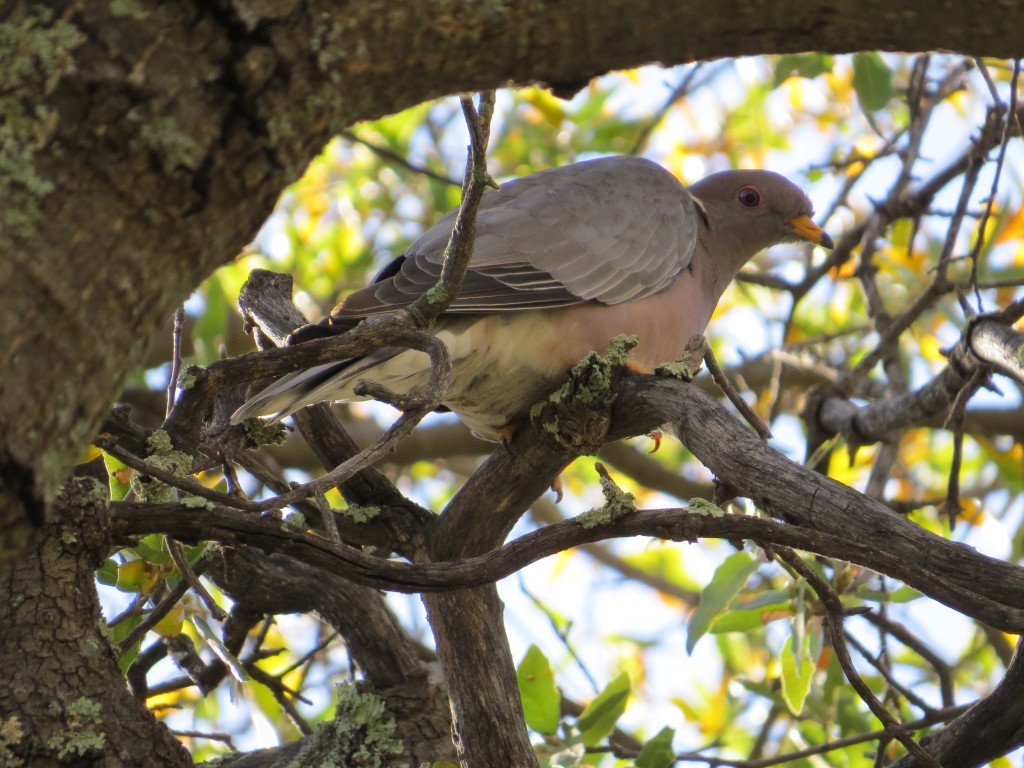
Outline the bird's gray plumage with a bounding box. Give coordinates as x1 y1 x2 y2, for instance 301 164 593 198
232 156 831 439
339 156 697 318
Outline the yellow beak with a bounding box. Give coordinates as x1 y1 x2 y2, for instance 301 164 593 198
789 215 834 249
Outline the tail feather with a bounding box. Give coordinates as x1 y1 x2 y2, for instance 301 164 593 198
229 348 405 424
230 361 349 423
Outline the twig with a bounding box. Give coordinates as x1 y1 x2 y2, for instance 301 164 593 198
220 91 499 516
274 631 338 679
220 454 245 497
406 90 496 329
848 144 983 384
967 61 1020 309
102 336 452 518
107 592 149 629
629 63 717 156
775 548 943 768
167 538 226 621
170 730 237 750
167 306 185 418
313 490 341 545
704 343 772 440
859 612 955 707
246 663 313 735
972 57 1003 106
940 367 986 528
339 128 462 187
610 707 968 766
529 496 701 604
519 580 600 693
117 560 208 656
844 630 937 714
96 437 263 513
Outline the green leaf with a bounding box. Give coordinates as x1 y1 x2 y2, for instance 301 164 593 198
115 559 152 593
856 584 923 603
635 726 676 768
517 645 561 734
780 633 815 715
97 558 119 586
110 614 143 673
773 53 834 87
852 52 892 111
709 600 790 634
192 616 248 684
129 534 170 566
103 452 131 501
735 588 793 611
576 672 630 746
686 552 759 653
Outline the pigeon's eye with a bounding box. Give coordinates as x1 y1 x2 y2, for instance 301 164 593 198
738 187 761 207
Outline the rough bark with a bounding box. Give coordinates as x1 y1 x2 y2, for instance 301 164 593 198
0 472 192 767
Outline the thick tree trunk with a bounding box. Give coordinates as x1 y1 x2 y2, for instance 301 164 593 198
0 473 192 767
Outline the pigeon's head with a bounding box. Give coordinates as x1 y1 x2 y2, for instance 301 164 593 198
689 170 833 264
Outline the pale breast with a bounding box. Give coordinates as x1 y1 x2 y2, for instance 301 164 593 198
439 277 708 438
326 272 709 441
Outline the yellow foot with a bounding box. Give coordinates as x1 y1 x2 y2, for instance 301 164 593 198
497 422 518 447
625 360 654 375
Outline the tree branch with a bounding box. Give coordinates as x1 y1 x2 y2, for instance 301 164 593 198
812 317 1024 448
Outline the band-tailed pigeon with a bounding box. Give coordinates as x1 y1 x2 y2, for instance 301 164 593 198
233 156 832 440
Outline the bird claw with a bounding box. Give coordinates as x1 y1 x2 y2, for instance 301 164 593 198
550 474 564 503
648 431 663 453
497 422 518 449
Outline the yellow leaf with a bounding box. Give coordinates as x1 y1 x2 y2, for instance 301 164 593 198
77 444 103 464
853 132 882 158
919 334 945 362
697 681 729 736
672 695 700 721
116 560 159 594
153 603 185 638
947 88 970 115
547 549 574 581
786 79 806 110
956 497 984 527
520 88 565 127
995 205 1024 245
830 255 857 280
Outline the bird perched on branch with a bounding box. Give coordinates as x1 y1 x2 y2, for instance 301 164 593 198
232 156 832 440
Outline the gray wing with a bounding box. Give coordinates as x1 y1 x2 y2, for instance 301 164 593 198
333 156 699 320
